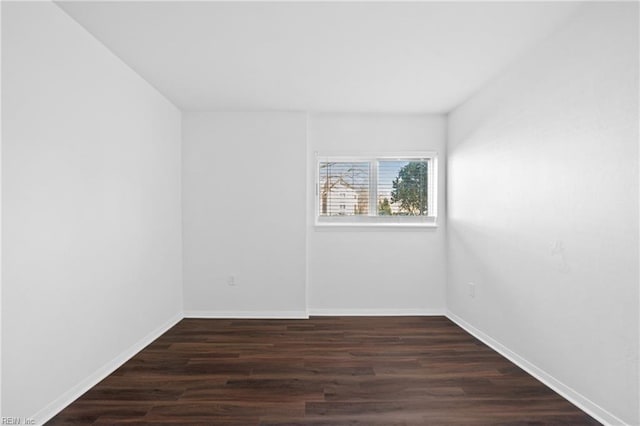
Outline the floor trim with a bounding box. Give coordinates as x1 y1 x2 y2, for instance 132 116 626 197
308 308 445 316
446 310 626 426
33 312 183 425
183 310 309 319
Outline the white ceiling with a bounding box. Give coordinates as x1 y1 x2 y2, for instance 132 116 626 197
57 1 583 113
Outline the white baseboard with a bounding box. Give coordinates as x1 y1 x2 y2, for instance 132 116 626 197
33 312 183 426
183 310 309 319
446 310 626 426
308 308 445 316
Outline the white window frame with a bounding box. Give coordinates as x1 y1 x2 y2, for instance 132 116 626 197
315 152 438 228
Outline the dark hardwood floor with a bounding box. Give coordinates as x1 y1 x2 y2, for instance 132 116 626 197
47 316 599 425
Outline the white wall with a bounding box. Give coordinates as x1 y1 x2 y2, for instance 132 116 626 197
447 3 638 424
182 113 444 317
0 1 3 417
2 2 183 421
308 114 446 314
182 112 307 317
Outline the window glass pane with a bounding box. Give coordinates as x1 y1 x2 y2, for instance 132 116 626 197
319 161 369 216
378 160 429 216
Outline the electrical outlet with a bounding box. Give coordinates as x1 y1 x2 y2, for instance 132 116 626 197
227 275 236 286
468 282 476 298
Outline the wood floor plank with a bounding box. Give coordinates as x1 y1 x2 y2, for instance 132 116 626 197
46 317 600 425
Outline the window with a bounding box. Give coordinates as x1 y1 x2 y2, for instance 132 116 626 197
316 153 437 227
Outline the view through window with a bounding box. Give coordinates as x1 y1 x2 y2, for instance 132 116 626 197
317 155 436 225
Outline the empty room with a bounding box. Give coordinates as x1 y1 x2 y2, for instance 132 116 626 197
1 1 638 425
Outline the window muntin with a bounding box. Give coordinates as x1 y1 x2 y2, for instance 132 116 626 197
316 154 437 227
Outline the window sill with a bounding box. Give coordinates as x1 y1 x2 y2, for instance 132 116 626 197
315 217 438 229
